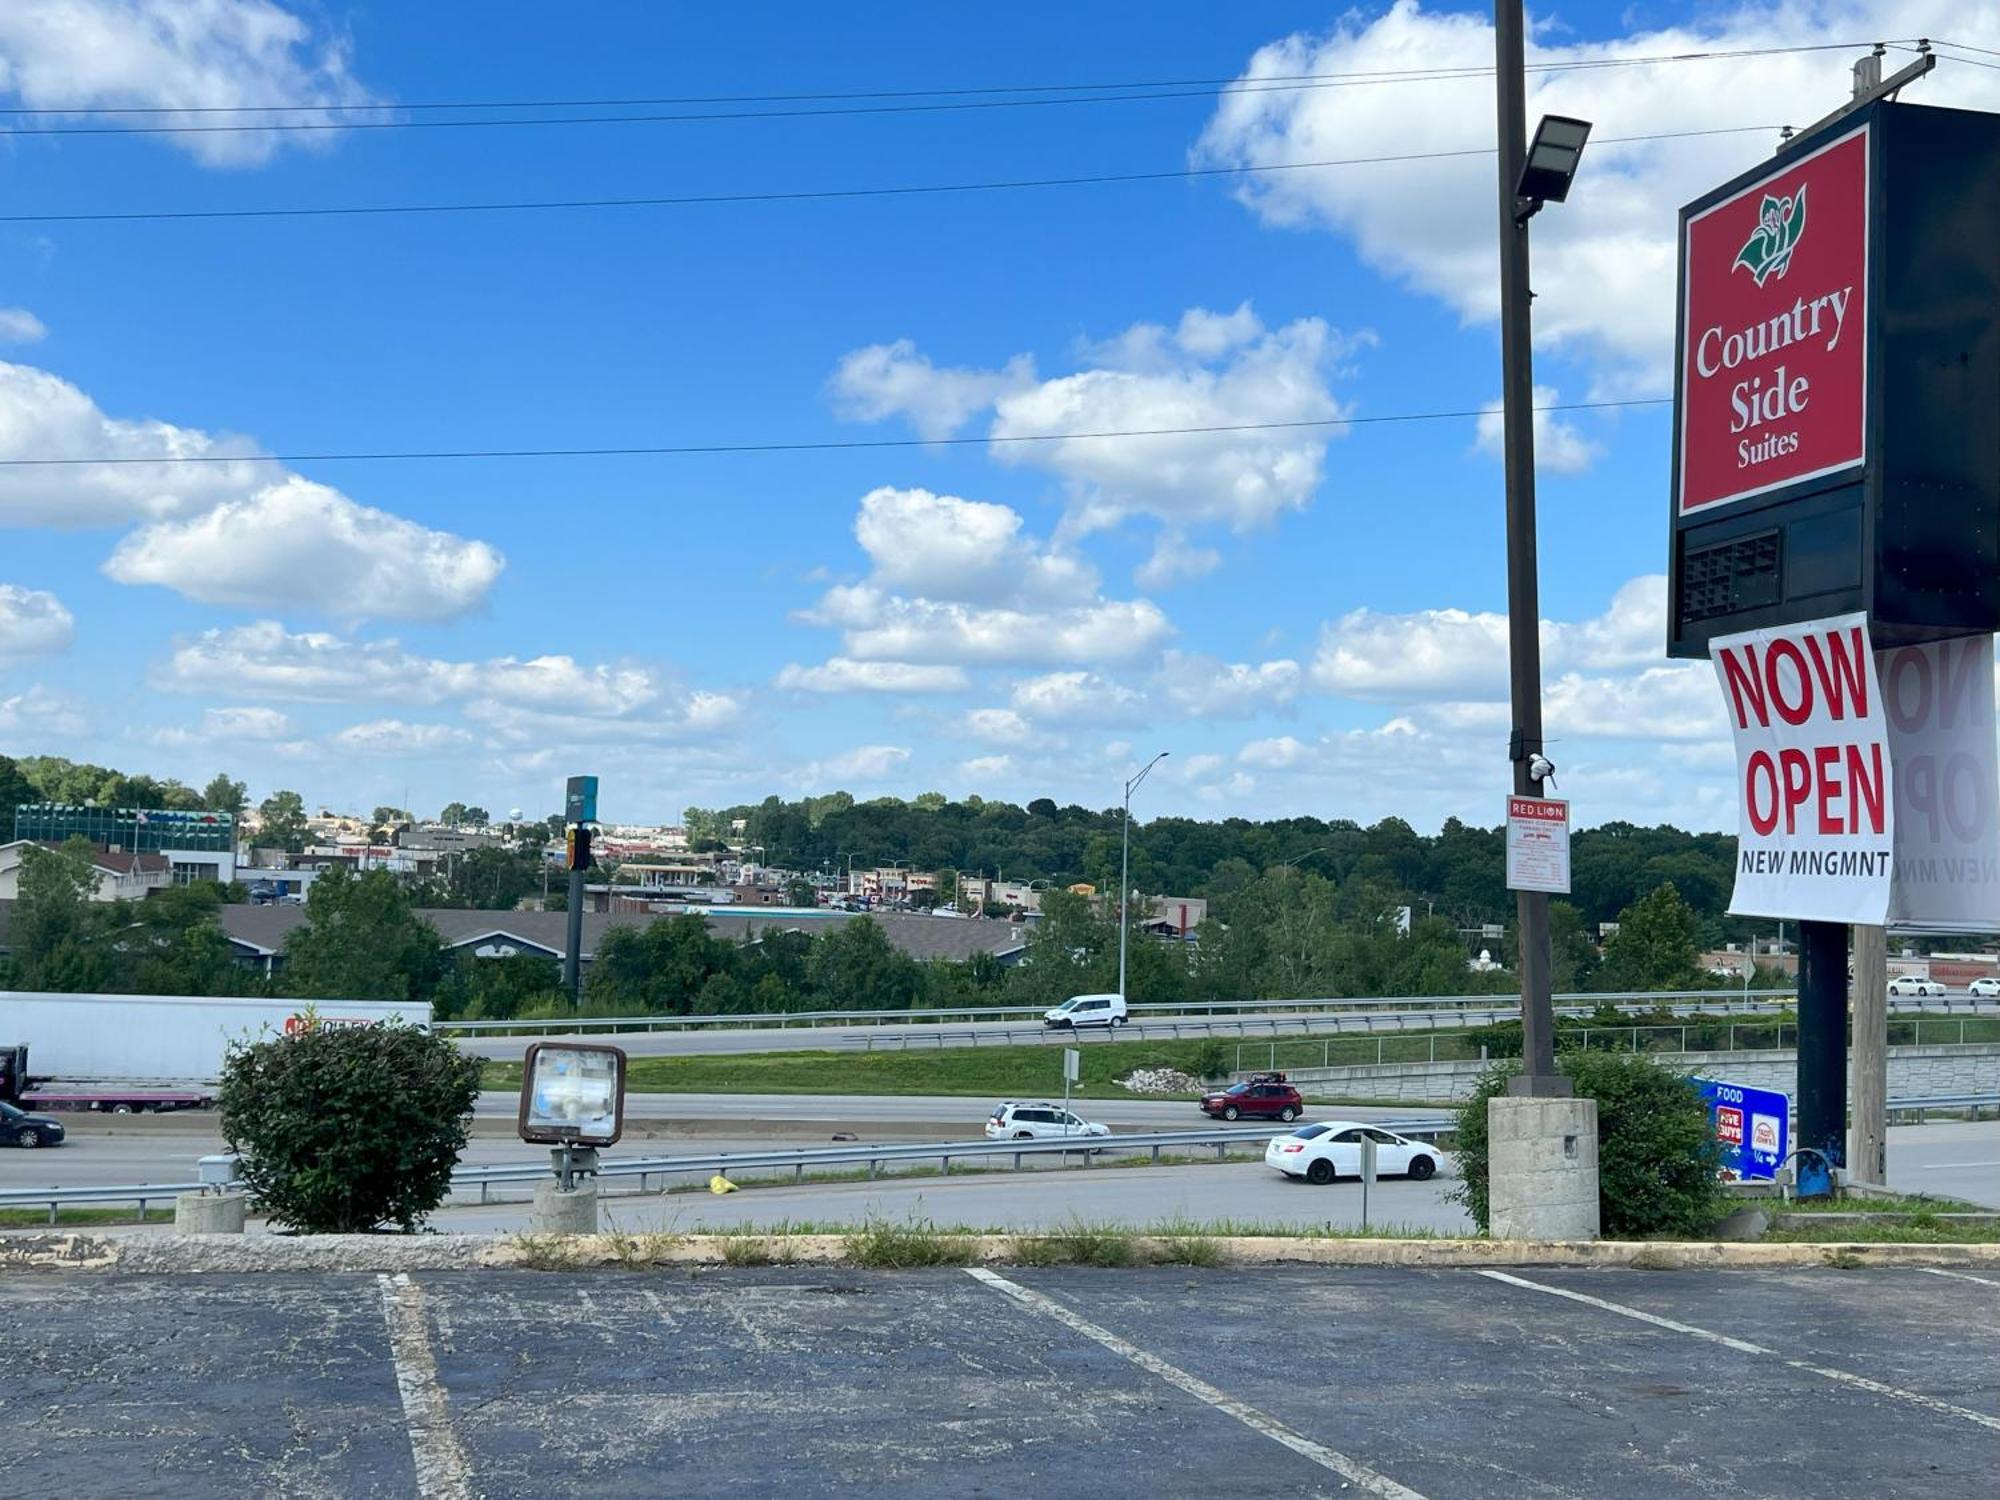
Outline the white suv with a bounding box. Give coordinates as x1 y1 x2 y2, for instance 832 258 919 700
1888 976 1946 997
1043 993 1129 1029
986 1102 1110 1141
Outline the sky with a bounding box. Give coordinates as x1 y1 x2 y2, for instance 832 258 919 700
1 1 1997 831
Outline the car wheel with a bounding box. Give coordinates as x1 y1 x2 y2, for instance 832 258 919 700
19 1130 42 1149
1279 1106 1298 1122
1408 1155 1437 1181
112 1103 135 1115
1114 1016 1128 1027
1015 1131 1034 1140
1306 1158 1335 1185
1223 1105 1240 1121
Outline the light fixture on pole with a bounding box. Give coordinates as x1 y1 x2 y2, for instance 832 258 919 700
1117 751 1168 1006
1514 114 1592 218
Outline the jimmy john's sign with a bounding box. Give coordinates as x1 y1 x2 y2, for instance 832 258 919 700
1668 101 2000 660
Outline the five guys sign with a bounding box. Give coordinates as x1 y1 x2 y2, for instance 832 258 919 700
1678 124 1868 514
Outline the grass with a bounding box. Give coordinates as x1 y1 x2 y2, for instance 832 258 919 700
845 1216 977 1267
0 1206 176 1229
1770 1191 1984 1214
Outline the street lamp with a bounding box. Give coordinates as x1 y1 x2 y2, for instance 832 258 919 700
1278 846 1329 870
1515 114 1592 217
1117 751 1169 1005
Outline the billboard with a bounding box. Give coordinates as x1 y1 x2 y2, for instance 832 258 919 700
1677 124 1868 516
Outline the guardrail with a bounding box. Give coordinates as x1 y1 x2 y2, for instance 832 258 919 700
434 989 1808 1038
1884 1092 1999 1122
0 1121 1459 1222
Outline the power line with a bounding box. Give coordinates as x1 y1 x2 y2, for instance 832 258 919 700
0 125 1780 226
0 41 1884 116
0 397 1668 469
0 42 1899 137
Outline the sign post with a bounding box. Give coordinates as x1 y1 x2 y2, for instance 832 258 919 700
1061 1046 1080 1121
561 775 599 1006
1359 1134 1378 1230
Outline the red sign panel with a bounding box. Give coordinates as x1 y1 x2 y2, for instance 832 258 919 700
1678 125 1869 514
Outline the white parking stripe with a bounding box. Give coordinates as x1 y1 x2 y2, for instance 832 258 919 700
1920 1266 2000 1288
1479 1270 2000 1433
966 1267 1428 1499
377 1273 474 1500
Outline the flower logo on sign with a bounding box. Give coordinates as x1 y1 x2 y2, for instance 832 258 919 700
1733 185 1807 287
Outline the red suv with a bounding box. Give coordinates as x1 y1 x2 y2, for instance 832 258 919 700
1198 1072 1302 1123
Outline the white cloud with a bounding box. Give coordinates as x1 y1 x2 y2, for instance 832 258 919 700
201 705 293 740
774 658 969 694
0 309 46 344
0 0 379 169
1475 385 1602 475
1135 533 1222 590
0 682 86 736
0 583 74 664
1156 651 1300 716
0 360 274 527
104 475 504 622
155 623 739 744
828 340 1035 440
1196 4 2000 393
959 754 1015 780
800 487 1173 669
801 744 911 785
334 719 475 755
961 708 1032 746
1009 670 1147 725
1312 574 1665 700
1238 734 1309 769
832 308 1363 536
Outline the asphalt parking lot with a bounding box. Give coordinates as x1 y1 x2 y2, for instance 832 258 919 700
2 1264 1993 1498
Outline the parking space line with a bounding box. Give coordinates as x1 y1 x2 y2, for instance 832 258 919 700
376 1273 474 1500
1920 1267 2000 1288
1478 1270 2000 1433
965 1267 1429 1499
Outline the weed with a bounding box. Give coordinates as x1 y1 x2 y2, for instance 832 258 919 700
1823 1249 1867 1270
1149 1220 1228 1267
601 1224 688 1269
1015 1218 1139 1267
845 1216 975 1268
1627 1247 1682 1271
512 1232 583 1271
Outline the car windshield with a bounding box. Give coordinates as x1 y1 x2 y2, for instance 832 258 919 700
0 1101 21 1120
1224 1083 1250 1095
1294 1123 1331 1139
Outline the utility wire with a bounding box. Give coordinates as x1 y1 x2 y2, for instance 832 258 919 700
0 42 1902 136
0 398 1668 470
0 41 1886 116
0 125 1779 226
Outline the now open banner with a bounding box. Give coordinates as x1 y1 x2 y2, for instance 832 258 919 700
1881 634 2000 931
1713 612 1892 922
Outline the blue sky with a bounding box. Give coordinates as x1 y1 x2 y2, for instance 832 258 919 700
1 2 1995 830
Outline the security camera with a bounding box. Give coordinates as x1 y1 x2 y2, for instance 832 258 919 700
1527 754 1557 786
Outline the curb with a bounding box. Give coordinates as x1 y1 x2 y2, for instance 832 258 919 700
4 1231 1998 1275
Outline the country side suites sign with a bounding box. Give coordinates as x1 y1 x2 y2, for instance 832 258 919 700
1677 124 1868 515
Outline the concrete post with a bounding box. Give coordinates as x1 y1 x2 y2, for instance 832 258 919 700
174 1192 247 1235
531 1180 599 1235
1487 1095 1599 1240
1849 923 1888 1184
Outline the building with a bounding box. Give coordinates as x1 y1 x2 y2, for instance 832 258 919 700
0 842 170 902
960 877 1044 914
11 804 237 884
849 866 938 904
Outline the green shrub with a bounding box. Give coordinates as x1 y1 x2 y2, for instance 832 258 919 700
219 1018 482 1234
1192 1042 1231 1081
1451 1051 1724 1239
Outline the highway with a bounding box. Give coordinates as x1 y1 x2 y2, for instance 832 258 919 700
448 994 1992 1059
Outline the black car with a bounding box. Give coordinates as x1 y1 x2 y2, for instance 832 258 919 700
0 1100 65 1148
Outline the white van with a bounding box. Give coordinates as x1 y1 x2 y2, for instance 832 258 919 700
1042 992 1129 1029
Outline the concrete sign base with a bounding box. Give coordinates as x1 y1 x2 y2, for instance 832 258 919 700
174 1192 247 1235
531 1180 599 1235
1488 1095 1600 1240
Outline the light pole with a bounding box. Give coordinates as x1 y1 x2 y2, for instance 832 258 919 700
1494 0 1590 1095
1278 846 1329 870
1117 751 1168 1004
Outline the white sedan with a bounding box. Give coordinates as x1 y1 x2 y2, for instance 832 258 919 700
1265 1121 1441 1186
1887 976 1946 998
1968 977 2000 998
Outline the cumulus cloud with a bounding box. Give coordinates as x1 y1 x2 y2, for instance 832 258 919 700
0 309 46 344
832 307 1363 536
201 705 294 739
333 719 475 755
1238 734 1309 769
1009 670 1147 725
154 622 742 744
961 708 1032 746
1135 534 1222 590
0 583 74 664
1312 574 1665 700
0 0 379 169
0 682 86 736
1155 651 1300 716
1475 385 1602 475
958 754 1015 780
800 744 912 785
798 486 1173 669
774 658 969 694
1195 3 2000 392
105 476 504 621
828 340 1035 440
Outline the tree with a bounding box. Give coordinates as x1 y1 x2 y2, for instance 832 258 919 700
122 883 246 996
6 840 119 992
439 801 469 827
219 1020 482 1233
282 866 446 1003
808 917 922 1010
1598 882 1706 992
371 805 410 829
257 790 310 853
201 773 248 818
785 877 817 907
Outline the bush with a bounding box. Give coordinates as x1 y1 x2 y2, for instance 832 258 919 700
1451 1051 1724 1239
1191 1041 1231 1081
219 1018 483 1233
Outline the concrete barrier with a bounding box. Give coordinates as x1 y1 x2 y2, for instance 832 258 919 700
173 1192 246 1235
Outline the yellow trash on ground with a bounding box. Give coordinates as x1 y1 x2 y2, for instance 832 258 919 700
709 1174 738 1194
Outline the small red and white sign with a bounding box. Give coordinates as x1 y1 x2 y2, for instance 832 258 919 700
1505 796 1570 894
1713 611 1893 922
1678 124 1868 514
1715 1105 1745 1147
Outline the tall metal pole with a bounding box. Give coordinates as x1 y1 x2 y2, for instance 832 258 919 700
1117 751 1167 1004
1494 0 1562 1095
563 862 585 1006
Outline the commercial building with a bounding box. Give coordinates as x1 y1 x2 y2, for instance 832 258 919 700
10 804 237 884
